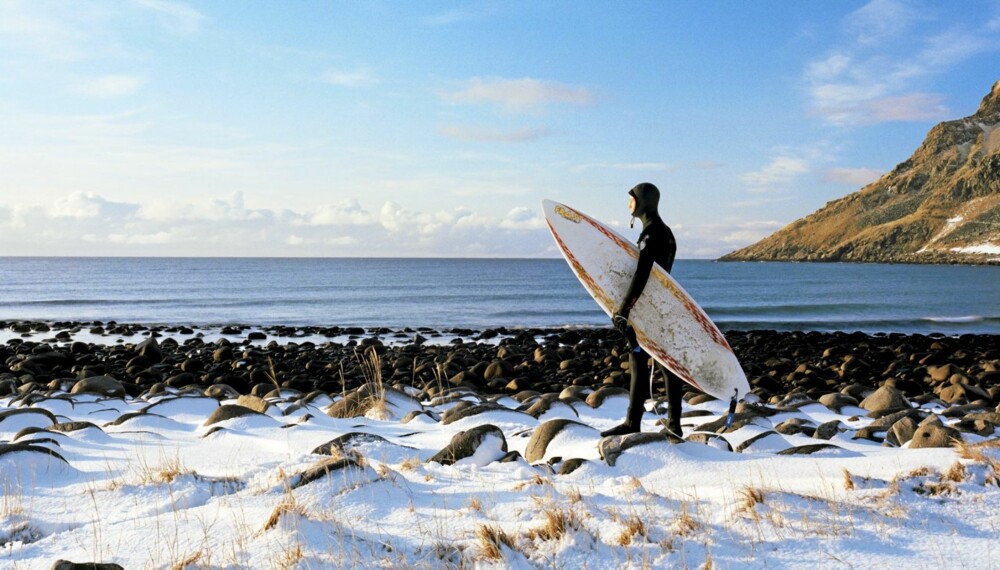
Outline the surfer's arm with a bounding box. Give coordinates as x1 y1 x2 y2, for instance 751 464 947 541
616 244 655 318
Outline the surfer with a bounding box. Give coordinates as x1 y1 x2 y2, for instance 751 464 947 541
602 182 685 438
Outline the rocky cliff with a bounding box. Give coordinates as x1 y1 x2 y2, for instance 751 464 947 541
721 80 1000 264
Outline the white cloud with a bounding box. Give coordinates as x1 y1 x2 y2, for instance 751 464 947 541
804 2 997 126
741 156 809 191
50 191 140 219
442 77 595 113
576 162 669 171
71 74 145 98
0 191 556 257
438 124 550 143
823 167 884 186
322 69 378 87
676 220 785 257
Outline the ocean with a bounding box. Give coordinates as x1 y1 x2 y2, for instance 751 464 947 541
1 257 998 334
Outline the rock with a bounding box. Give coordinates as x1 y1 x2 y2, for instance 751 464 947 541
776 444 845 456
0 443 68 463
51 560 124 570
312 432 391 456
136 337 162 364
886 416 918 447
927 364 960 382
599 432 678 467
204 404 264 426
818 392 859 412
70 375 125 398
585 386 629 408
204 384 240 399
289 457 364 488
483 360 514 380
908 423 961 448
428 424 507 466
684 432 733 451
558 458 588 475
235 394 269 414
813 420 842 440
775 418 815 436
524 419 594 463
859 385 910 414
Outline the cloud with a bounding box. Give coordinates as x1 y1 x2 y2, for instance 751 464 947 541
741 156 809 191
442 77 595 113
823 167 884 186
0 191 557 256
71 74 146 98
676 220 785 257
130 0 207 34
322 69 378 87
439 124 551 143
49 191 140 220
804 1 997 126
0 1 88 61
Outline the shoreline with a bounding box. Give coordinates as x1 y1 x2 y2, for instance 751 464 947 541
3 320 997 413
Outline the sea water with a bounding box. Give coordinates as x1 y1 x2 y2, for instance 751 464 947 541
0 257 998 334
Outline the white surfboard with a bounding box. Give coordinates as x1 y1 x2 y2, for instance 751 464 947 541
543 199 750 402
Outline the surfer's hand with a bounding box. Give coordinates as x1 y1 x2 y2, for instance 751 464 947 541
612 312 630 334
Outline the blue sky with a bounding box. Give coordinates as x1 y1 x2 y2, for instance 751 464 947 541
1 0 997 257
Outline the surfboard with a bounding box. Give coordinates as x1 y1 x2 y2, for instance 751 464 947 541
542 199 751 402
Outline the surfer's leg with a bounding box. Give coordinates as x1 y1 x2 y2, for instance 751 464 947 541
601 346 650 437
660 364 684 437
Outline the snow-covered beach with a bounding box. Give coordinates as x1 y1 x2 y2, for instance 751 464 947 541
2 323 999 568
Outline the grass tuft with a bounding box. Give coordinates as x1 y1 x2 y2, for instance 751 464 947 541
262 496 309 532
617 515 647 546
842 468 855 491
475 525 515 561
526 507 581 541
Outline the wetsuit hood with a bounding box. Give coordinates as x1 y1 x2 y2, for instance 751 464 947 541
628 182 660 222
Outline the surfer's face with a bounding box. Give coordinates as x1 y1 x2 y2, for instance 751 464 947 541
628 195 637 215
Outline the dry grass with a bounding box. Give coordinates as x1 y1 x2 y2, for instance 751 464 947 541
942 461 968 483
673 503 700 537
526 507 581 541
399 457 421 472
617 515 647 546
566 487 583 504
169 550 203 570
513 473 549 491
468 497 482 512
272 543 304 569
737 486 765 520
262 496 309 532
842 468 856 491
356 348 389 420
475 525 516 561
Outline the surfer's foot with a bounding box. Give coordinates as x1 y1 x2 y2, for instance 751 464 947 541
663 421 683 439
601 422 640 437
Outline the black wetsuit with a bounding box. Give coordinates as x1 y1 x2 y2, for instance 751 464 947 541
604 182 685 437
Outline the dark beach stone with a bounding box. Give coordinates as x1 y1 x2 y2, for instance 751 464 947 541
0 443 67 463
213 346 235 363
735 431 785 453
51 560 124 570
50 421 103 433
813 420 843 440
599 432 679 467
326 391 369 419
312 432 391 456
775 418 815 436
684 432 733 451
0 408 59 429
428 424 507 466
290 457 362 489
694 412 771 433
525 419 594 463
235 394 269 413
136 337 162 364
483 360 514 380
886 416 918 447
70 375 125 398
558 458 588 475
204 384 240 400
818 393 859 412
859 385 910 415
204 404 264 426
585 386 628 408
927 364 961 382
441 403 533 425
247 332 266 341
524 398 578 419
401 410 438 424
909 423 961 448
776 444 844 456
686 393 717 405
498 450 523 463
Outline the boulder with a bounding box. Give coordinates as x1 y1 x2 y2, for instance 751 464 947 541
859 385 910 414
908 423 961 449
70 375 125 398
428 424 507 466
524 419 594 463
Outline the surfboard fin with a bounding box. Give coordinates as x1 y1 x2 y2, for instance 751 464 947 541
724 388 739 429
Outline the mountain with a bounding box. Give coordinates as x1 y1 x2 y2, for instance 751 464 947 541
720 80 1000 265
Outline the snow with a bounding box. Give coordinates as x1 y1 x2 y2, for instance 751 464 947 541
951 243 1000 255
1 390 998 568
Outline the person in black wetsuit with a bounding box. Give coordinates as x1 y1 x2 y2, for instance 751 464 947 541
602 182 685 438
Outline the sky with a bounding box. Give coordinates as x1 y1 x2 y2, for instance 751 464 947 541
0 0 998 258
